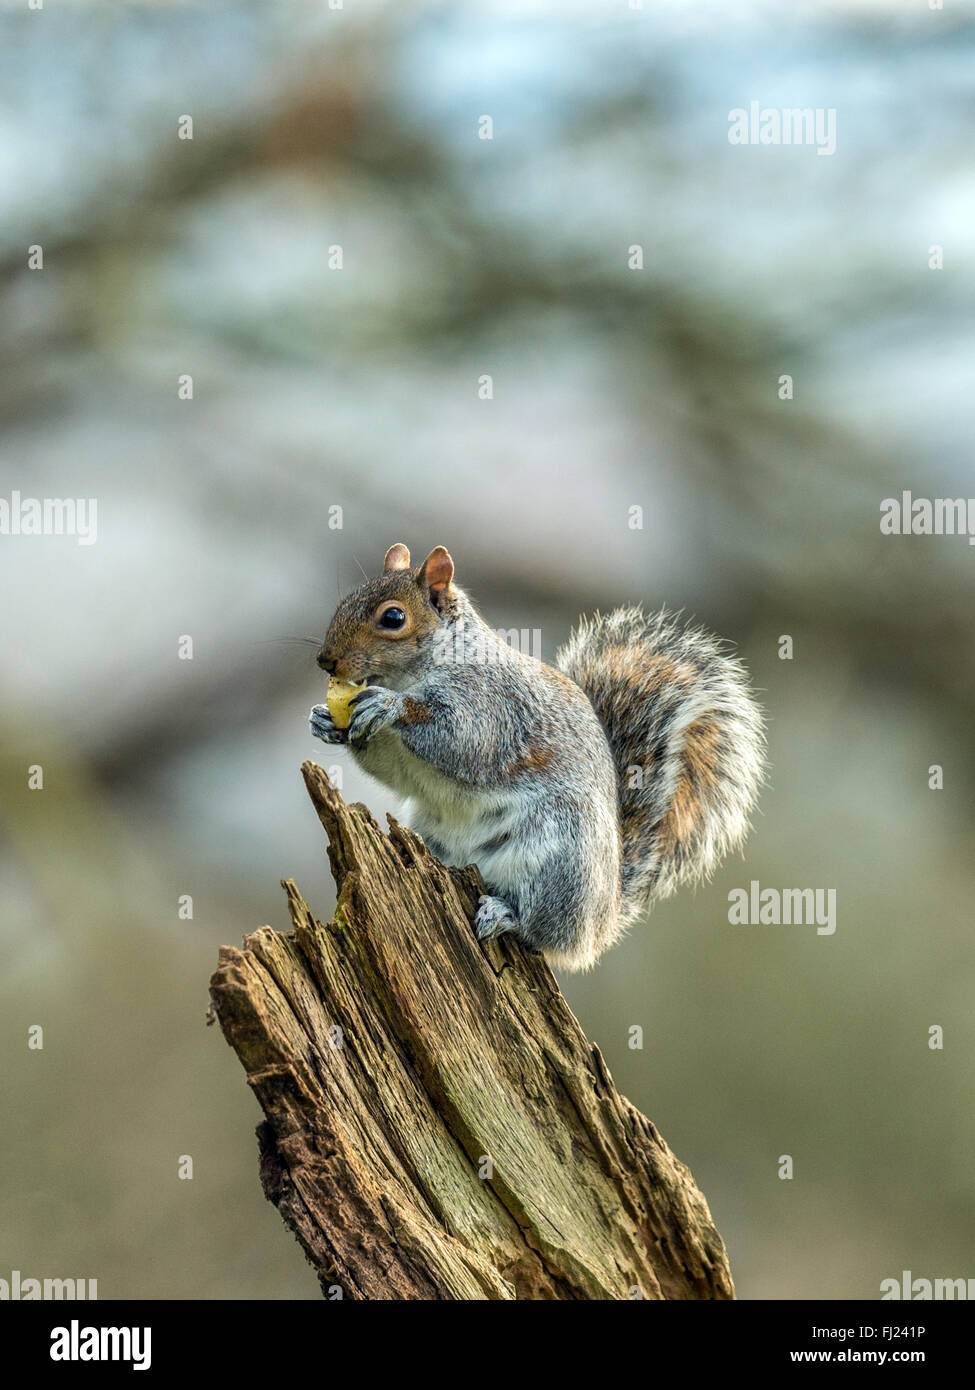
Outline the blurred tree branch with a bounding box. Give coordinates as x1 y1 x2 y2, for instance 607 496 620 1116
4 16 971 772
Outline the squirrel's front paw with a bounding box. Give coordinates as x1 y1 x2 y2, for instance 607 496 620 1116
309 704 348 745
474 894 520 943
347 686 401 750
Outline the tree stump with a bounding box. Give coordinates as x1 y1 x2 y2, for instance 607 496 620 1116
208 760 735 1300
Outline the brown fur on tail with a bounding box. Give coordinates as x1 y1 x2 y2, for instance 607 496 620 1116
556 606 766 922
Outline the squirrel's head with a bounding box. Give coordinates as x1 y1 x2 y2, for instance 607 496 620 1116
317 544 458 689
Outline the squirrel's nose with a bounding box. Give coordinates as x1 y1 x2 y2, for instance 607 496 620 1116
317 651 338 675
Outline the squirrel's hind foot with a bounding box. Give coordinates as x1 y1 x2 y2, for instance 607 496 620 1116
474 894 519 943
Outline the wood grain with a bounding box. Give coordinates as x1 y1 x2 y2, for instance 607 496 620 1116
209 760 735 1300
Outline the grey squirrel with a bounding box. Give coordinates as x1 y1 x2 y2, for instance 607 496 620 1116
309 543 766 971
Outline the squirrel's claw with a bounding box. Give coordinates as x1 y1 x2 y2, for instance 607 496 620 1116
309 704 348 745
347 686 400 749
474 894 520 943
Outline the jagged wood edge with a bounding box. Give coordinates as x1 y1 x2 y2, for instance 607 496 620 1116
208 761 735 1301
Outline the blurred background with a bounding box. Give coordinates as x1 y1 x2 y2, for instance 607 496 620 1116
1 0 973 1299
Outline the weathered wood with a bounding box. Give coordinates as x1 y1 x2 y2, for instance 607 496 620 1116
208 760 735 1300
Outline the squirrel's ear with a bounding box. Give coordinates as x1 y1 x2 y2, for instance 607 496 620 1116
383 543 411 572
417 546 454 608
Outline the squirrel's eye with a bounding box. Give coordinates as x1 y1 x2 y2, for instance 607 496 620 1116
378 606 407 630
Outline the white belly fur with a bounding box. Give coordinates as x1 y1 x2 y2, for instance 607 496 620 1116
357 729 548 892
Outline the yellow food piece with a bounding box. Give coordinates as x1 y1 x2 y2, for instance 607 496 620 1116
326 678 367 730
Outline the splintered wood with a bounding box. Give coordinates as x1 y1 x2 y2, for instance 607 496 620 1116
209 760 735 1301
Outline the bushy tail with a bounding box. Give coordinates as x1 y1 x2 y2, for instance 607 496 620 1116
556 606 766 922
